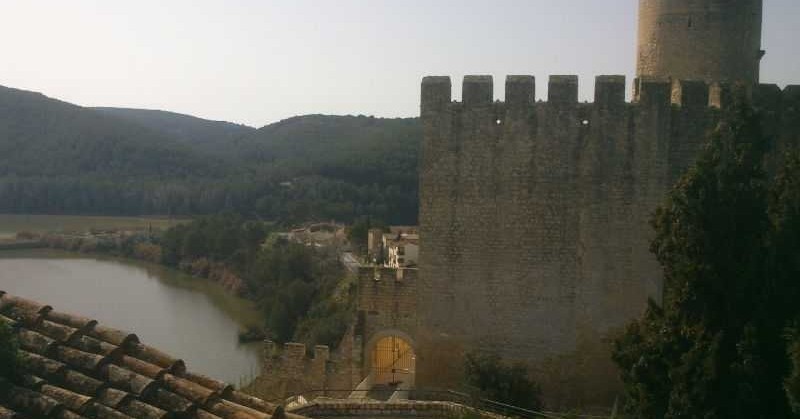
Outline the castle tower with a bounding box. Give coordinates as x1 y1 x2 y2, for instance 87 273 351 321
637 0 763 87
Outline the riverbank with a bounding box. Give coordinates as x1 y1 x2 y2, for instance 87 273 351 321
0 248 265 384
0 213 187 239
0 238 45 250
2 214 357 353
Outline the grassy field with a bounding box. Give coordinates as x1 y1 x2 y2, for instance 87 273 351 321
0 214 188 239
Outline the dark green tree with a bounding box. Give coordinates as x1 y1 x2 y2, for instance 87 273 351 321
0 322 19 379
787 327 800 414
772 153 800 413
463 352 543 411
347 216 386 256
613 91 800 417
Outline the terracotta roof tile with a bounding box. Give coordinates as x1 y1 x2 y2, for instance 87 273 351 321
129 343 181 369
87 325 138 347
61 369 106 395
143 387 195 413
119 354 166 379
183 371 232 394
118 398 168 419
53 346 108 372
0 405 20 418
162 373 217 404
39 384 93 412
19 350 66 377
17 329 57 354
101 364 157 396
71 335 121 357
57 409 88 419
0 294 52 319
196 408 225 419
0 292 295 419
5 383 63 417
96 388 131 408
33 319 80 342
84 401 134 419
207 399 270 419
46 310 97 331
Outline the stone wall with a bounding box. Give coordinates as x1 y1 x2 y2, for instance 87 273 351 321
254 339 362 401
417 74 800 408
291 399 505 419
357 267 419 349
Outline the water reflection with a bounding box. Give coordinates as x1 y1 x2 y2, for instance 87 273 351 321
0 249 263 385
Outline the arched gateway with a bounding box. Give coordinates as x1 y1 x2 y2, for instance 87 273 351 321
367 333 416 387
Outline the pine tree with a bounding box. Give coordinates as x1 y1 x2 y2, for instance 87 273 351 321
613 90 800 418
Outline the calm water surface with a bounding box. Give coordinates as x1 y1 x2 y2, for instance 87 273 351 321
0 249 263 385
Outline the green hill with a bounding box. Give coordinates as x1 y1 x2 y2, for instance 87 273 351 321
237 114 419 186
231 114 421 223
0 85 421 223
93 107 255 154
0 86 216 178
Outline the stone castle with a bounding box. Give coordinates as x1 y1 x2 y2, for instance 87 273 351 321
260 0 799 410
413 0 798 407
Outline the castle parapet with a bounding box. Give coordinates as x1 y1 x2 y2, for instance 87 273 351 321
420 76 451 115
505 75 535 108
462 75 493 108
548 75 578 104
595 75 626 109
421 75 798 115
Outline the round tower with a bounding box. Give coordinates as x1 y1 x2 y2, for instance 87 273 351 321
637 0 764 86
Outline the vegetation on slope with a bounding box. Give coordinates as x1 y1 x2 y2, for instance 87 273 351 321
93 107 255 155
612 92 800 417
160 215 354 347
0 86 421 224
463 352 543 411
0 86 216 178
0 322 18 380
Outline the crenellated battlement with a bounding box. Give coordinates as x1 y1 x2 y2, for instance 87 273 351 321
417 73 800 406
264 340 330 362
422 75 799 113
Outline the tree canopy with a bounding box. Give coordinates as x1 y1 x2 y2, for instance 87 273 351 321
613 91 800 417
0 86 421 224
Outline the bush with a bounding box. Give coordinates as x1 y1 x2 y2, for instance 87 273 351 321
788 326 800 414
133 242 163 263
0 322 19 379
463 352 543 411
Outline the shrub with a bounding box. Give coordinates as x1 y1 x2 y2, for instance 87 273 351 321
463 352 543 411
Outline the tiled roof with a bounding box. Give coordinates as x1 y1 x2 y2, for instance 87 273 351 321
0 291 298 419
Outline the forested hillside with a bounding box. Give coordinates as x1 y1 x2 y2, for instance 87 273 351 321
0 85 421 223
0 86 216 177
233 115 420 223
93 107 255 155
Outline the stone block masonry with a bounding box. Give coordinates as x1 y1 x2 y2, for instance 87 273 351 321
417 74 800 408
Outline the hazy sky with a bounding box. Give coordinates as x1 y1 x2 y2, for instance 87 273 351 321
1 1 798 127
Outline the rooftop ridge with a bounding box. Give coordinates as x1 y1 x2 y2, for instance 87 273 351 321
0 291 295 419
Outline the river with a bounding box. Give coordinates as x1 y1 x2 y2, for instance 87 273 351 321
0 249 264 386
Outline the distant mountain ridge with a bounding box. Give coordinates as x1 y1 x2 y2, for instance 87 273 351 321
0 84 421 223
0 85 216 178
93 107 255 154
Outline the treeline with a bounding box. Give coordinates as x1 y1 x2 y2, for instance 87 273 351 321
612 94 800 417
0 85 421 224
38 213 355 348
0 174 417 225
159 214 354 348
